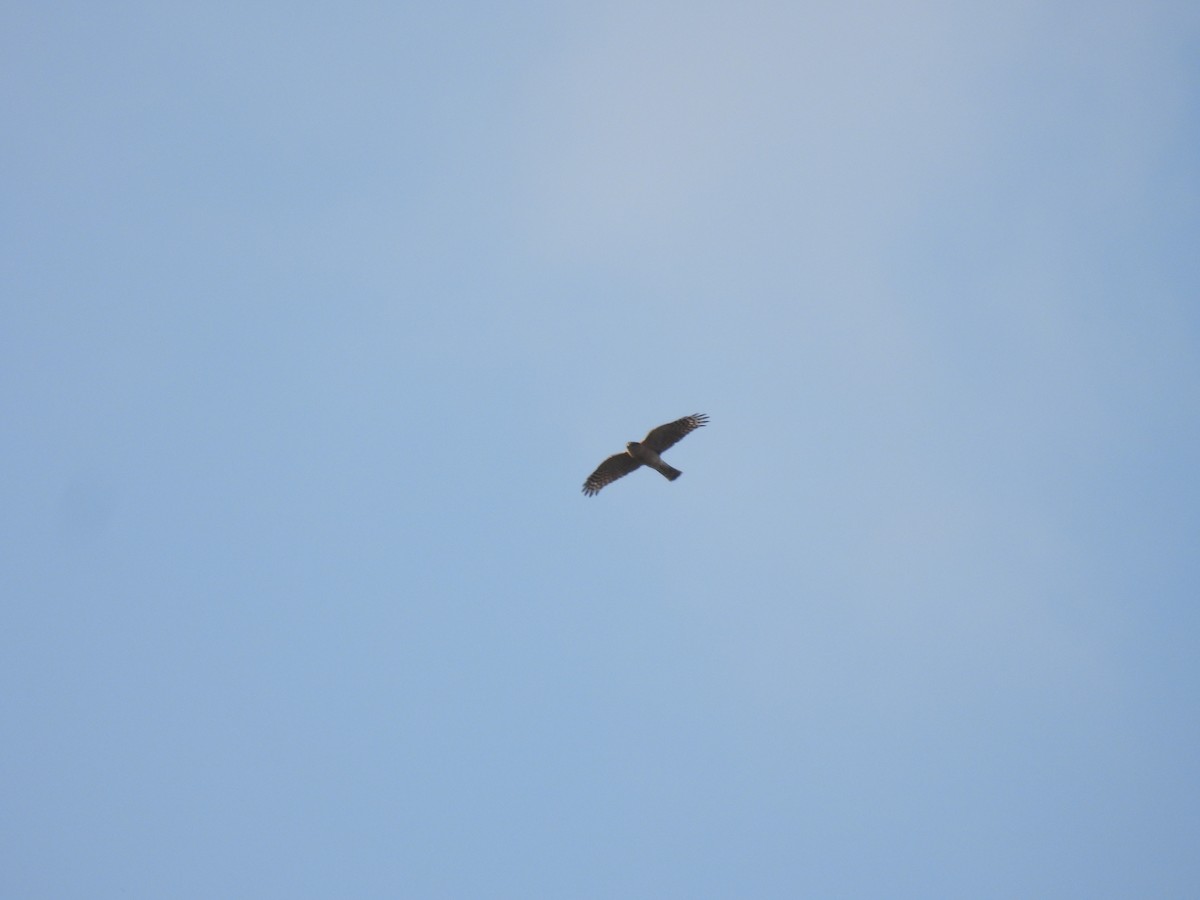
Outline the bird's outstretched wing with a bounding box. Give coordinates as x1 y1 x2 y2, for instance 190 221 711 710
642 413 709 453
582 453 641 496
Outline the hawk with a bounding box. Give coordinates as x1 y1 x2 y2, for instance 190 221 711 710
582 413 709 496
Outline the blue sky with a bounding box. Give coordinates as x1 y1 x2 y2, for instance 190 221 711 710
3 2 1199 897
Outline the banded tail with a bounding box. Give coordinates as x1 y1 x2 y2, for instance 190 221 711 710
654 462 682 481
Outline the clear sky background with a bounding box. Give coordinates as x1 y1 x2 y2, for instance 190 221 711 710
4 2 1199 897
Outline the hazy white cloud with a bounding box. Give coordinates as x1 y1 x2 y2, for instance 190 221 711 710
513 2 1009 257
514 0 1195 283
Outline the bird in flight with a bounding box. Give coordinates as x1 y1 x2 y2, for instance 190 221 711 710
582 413 709 496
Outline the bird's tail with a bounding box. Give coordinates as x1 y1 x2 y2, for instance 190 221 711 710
657 463 682 481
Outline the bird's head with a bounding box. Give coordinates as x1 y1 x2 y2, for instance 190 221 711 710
626 441 640 453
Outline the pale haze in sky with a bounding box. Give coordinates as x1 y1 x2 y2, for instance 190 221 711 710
3 2 1199 897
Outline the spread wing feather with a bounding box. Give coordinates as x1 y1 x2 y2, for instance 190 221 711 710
642 413 709 453
582 452 641 496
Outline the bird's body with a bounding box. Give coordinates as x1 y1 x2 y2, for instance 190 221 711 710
626 441 681 481
582 414 708 496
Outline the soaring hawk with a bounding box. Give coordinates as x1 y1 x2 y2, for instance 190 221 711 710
582 413 709 496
